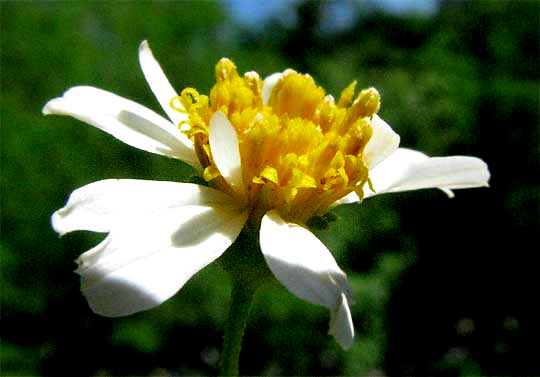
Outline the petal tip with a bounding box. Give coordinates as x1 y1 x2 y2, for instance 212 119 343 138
42 105 52 115
209 111 244 189
328 293 355 350
139 40 150 54
42 98 60 115
441 188 455 198
51 210 67 236
262 72 283 106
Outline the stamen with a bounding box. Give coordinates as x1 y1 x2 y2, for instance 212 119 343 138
170 96 187 113
337 81 357 108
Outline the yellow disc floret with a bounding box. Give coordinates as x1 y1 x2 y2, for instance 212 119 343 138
174 58 380 223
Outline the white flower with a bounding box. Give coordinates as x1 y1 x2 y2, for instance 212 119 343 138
44 41 490 350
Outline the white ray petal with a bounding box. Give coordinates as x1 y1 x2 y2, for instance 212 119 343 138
329 292 355 350
76 204 247 317
262 72 283 106
363 115 400 170
52 179 236 235
209 111 244 189
138 40 188 127
260 210 354 348
43 86 199 167
365 148 490 197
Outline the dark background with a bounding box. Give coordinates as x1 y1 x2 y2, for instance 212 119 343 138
1 1 538 375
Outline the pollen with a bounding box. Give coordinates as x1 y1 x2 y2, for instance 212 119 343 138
174 58 379 223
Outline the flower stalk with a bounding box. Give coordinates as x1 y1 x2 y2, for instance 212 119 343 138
220 282 256 376
219 218 273 376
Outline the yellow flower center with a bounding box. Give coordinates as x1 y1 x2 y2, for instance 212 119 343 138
173 58 380 223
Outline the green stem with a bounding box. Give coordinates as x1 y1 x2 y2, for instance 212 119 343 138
220 282 256 376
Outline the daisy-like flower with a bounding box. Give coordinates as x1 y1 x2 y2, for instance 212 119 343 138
44 41 489 350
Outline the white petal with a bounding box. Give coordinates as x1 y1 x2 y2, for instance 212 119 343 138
77 204 248 317
43 86 199 167
260 210 353 347
138 40 188 127
363 115 400 170
52 179 236 235
209 111 244 189
262 72 283 106
366 148 490 198
329 293 355 350
260 211 348 307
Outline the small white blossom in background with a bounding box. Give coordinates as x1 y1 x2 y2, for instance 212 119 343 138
44 41 489 349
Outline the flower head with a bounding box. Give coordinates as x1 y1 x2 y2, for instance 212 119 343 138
176 58 378 224
44 41 490 349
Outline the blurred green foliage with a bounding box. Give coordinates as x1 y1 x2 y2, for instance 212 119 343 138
1 1 538 376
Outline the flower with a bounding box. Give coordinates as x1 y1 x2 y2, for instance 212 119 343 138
44 41 490 350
